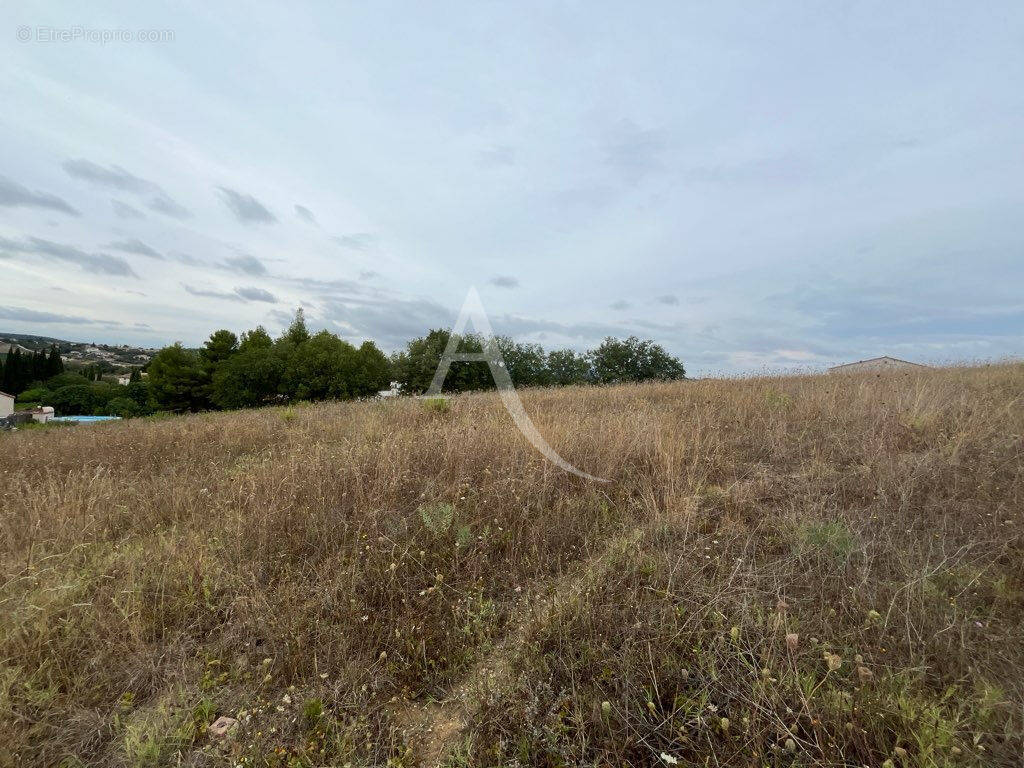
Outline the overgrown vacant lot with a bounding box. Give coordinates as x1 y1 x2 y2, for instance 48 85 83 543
1 366 1022 767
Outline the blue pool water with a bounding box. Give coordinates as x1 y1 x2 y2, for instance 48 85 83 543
52 415 122 423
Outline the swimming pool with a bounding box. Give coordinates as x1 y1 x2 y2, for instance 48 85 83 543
51 415 122 423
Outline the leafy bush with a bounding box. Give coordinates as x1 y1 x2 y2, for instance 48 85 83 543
106 397 143 418
49 384 98 416
16 386 52 405
45 372 90 390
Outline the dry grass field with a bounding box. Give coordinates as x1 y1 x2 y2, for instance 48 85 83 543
1 364 1022 767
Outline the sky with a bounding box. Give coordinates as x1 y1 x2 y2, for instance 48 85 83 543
2 2 1023 376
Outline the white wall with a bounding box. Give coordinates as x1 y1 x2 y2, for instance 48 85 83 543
0 394 13 419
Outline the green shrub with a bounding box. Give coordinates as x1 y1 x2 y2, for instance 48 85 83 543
16 386 52 405
423 396 451 415
106 397 143 418
49 384 98 416
419 501 455 535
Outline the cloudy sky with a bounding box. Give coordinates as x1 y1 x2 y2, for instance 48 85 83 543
2 2 1023 375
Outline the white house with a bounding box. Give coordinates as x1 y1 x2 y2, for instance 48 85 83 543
828 356 928 374
116 374 132 386
0 391 14 419
28 406 55 423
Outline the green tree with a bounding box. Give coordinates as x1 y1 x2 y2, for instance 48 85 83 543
590 336 685 384
283 309 310 346
125 381 152 414
105 396 144 418
148 343 209 411
46 372 90 390
546 349 592 385
350 341 392 397
15 386 52 406
280 330 357 400
497 337 548 387
212 344 284 409
129 367 142 383
239 326 273 352
201 330 239 368
46 344 64 377
3 348 23 393
198 330 238 401
31 350 47 382
392 330 494 394
89 381 122 414
50 384 98 416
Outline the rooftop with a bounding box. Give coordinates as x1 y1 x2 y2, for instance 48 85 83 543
828 356 929 371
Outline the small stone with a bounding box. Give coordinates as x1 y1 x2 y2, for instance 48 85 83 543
208 716 238 740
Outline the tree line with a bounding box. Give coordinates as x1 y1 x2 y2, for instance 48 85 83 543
0 345 64 394
3 310 685 416
389 329 685 392
144 310 685 413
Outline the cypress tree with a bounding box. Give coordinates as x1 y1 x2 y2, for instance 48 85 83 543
46 345 64 377
4 348 24 394
31 351 46 381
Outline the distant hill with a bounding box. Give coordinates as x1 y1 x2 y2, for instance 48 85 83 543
0 332 156 367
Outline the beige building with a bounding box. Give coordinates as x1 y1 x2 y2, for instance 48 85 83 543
828 356 928 374
0 391 13 419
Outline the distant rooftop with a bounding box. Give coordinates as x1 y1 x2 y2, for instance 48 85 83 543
828 356 929 372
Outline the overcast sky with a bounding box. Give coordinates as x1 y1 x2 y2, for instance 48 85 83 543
2 2 1023 375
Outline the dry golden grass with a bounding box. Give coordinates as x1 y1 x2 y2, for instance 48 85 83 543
1 364 1022 767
